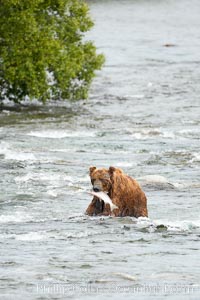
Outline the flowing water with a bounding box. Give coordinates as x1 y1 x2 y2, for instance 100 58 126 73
0 0 200 299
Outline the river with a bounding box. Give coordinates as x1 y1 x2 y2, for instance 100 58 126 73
0 0 200 299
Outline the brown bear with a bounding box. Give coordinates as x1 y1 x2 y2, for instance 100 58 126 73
85 166 148 217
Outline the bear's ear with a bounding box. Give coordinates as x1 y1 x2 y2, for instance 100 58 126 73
109 166 122 174
108 166 117 175
109 166 123 180
89 166 96 176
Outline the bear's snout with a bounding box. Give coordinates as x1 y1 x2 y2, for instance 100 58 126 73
92 179 104 192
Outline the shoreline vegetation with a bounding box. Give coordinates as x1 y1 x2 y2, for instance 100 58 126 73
0 0 105 105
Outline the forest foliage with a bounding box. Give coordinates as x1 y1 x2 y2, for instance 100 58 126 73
0 0 104 103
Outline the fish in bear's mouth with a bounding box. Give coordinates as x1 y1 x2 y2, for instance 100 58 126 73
88 191 118 212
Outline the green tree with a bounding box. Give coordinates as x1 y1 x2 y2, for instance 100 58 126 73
0 0 104 103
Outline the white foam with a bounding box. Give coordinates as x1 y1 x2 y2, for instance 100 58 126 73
0 141 9 154
46 190 58 197
161 131 175 139
115 162 134 167
139 175 190 189
68 213 86 220
27 130 95 139
131 132 147 140
147 82 153 87
179 129 200 135
49 148 72 153
15 173 73 184
67 231 97 238
2 110 11 115
0 142 36 161
131 128 175 140
0 212 33 223
131 129 159 140
190 152 200 162
5 151 36 161
78 175 90 183
154 219 200 232
15 232 45 241
124 94 145 99
136 217 200 232
137 175 169 183
15 173 33 183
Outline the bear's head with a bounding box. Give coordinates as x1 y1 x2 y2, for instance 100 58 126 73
89 166 123 194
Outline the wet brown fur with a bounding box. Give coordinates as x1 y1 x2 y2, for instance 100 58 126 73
86 166 148 217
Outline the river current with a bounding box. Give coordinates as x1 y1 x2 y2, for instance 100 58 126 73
0 0 200 299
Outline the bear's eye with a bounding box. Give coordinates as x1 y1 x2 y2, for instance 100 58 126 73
100 179 108 183
91 179 95 185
